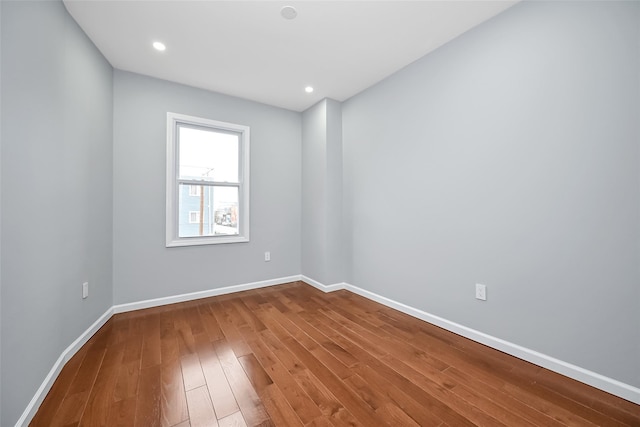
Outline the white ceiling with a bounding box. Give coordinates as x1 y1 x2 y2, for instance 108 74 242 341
64 1 516 112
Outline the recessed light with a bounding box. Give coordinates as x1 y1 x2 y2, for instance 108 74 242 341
305 86 314 93
281 6 297 20
152 41 166 51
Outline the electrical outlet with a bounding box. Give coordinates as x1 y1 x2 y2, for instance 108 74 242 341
82 282 89 299
475 283 486 301
265 251 271 262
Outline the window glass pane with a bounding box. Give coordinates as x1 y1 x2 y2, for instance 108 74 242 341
178 184 239 237
212 186 239 236
178 125 239 183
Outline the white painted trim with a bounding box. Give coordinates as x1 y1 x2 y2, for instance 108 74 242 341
300 275 345 293
338 281 640 405
17 275 301 426
18 275 640 427
113 275 301 314
165 112 250 248
15 307 114 427
300 275 640 405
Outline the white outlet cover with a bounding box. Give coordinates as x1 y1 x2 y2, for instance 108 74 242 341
475 283 487 301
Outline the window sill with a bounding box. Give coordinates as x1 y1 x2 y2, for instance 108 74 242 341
166 235 249 247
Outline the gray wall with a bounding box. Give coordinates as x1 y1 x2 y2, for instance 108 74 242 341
342 1 640 388
302 101 328 282
325 99 344 285
301 99 343 285
113 71 301 305
0 1 114 425
0 1 3 420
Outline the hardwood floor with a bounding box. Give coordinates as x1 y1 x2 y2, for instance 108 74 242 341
30 281 640 426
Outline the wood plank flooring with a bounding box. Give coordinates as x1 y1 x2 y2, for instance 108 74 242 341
30 281 640 426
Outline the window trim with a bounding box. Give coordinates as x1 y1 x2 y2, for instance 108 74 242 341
166 112 250 247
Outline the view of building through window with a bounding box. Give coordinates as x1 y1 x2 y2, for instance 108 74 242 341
177 125 240 237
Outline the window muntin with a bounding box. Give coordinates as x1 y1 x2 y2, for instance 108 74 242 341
167 113 250 247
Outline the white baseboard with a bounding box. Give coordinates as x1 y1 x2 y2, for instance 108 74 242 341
300 275 640 405
15 307 114 427
17 275 301 426
309 280 640 405
113 275 302 314
300 275 346 293
18 275 639 427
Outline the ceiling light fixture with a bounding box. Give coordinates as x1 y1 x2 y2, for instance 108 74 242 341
305 86 314 93
152 41 166 51
281 6 298 20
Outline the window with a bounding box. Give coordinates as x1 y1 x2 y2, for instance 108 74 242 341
188 211 200 223
166 113 250 247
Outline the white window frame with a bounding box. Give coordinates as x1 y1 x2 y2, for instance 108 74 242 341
166 112 250 247
188 185 201 197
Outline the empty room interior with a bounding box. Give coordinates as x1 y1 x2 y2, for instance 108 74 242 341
1 0 640 426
